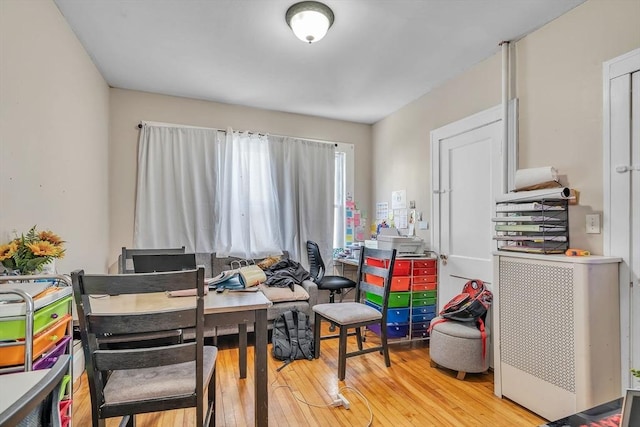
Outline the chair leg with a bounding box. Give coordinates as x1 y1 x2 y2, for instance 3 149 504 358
314 313 322 358
328 291 337 332
457 371 467 380
338 326 348 381
120 415 135 427
355 327 363 350
208 368 216 427
380 323 391 367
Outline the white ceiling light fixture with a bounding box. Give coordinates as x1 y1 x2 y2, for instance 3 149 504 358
285 1 334 44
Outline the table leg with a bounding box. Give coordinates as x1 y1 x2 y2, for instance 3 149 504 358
254 308 268 427
238 323 247 379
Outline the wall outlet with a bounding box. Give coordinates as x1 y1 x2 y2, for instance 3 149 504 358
586 214 600 234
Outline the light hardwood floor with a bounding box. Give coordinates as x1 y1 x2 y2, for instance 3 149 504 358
72 326 545 426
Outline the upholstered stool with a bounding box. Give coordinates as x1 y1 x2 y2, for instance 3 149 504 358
429 316 490 380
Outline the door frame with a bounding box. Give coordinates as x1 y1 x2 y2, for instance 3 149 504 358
603 47 640 390
430 101 518 261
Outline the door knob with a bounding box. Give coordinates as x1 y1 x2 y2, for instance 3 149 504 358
439 254 448 265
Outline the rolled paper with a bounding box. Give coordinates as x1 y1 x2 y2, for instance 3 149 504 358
514 167 558 190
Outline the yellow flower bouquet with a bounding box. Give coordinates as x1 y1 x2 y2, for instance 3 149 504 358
0 226 65 275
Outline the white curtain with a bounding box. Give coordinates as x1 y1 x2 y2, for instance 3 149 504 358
134 123 336 262
269 136 335 265
213 129 283 258
133 123 219 252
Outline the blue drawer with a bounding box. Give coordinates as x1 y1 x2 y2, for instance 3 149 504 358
412 313 436 323
411 322 431 338
412 305 436 316
365 301 409 324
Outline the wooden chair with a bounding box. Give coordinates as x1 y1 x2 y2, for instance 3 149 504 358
119 246 186 273
132 253 196 273
313 247 397 380
71 267 216 427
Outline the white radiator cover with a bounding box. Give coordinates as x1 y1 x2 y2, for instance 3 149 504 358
493 253 621 421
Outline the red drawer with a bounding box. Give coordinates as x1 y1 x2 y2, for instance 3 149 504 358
413 259 436 269
366 258 410 276
412 275 437 284
413 267 436 276
413 282 437 291
392 260 411 276
366 257 386 268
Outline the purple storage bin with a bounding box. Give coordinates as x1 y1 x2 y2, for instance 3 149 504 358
367 324 408 338
33 335 71 370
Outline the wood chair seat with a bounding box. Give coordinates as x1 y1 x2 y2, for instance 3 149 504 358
103 346 217 405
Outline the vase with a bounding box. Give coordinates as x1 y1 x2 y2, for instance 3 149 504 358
37 259 57 276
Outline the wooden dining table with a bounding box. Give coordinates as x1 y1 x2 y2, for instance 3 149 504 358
89 289 272 427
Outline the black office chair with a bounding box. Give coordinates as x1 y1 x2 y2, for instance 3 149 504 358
306 240 356 304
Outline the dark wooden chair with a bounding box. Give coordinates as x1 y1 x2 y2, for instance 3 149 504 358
132 253 196 273
313 247 397 380
119 246 186 273
71 267 216 427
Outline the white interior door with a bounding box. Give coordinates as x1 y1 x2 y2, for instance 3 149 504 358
431 106 504 311
604 48 640 390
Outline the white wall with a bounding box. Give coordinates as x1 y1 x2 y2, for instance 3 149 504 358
108 89 372 271
372 0 640 255
0 0 110 274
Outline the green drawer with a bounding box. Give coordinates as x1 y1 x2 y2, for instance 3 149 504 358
0 296 72 340
412 290 437 300
411 297 437 307
366 292 410 308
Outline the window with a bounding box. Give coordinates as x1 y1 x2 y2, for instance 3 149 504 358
333 142 354 250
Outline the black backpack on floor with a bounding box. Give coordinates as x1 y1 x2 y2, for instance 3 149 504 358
272 309 314 371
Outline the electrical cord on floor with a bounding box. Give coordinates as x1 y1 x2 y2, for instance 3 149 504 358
338 385 373 427
270 370 374 426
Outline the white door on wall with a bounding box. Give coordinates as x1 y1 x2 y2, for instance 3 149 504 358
431 106 504 310
605 48 640 390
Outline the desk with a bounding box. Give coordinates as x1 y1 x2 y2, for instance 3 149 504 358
333 257 359 277
89 290 272 427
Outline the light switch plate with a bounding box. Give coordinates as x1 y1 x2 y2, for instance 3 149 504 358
586 214 600 234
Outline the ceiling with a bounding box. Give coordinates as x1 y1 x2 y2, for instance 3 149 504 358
53 0 586 124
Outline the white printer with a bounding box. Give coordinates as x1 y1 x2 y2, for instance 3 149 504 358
365 228 425 257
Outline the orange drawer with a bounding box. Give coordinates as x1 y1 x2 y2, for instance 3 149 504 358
412 275 437 284
0 314 72 368
390 277 410 291
413 267 436 276
364 275 410 291
413 259 437 269
364 273 383 286
413 282 437 291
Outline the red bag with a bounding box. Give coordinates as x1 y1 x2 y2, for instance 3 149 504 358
429 280 493 358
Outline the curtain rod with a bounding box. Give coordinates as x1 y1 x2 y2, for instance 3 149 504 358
137 121 340 147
